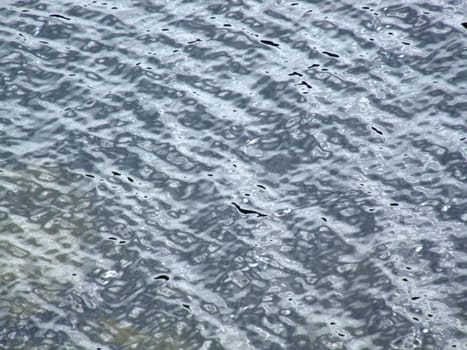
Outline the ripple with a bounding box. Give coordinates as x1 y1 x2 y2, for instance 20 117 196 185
1 0 466 349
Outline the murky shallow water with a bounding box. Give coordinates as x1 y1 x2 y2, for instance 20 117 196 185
1 1 466 349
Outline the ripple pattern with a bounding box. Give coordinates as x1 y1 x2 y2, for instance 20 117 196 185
0 1 466 349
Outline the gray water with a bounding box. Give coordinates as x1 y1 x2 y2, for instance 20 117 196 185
0 1 466 349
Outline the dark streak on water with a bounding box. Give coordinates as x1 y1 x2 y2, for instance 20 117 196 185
260 39 280 47
0 1 466 349
231 201 267 217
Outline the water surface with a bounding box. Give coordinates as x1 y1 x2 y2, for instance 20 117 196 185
0 1 466 349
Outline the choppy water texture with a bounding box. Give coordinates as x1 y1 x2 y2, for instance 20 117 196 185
0 0 466 349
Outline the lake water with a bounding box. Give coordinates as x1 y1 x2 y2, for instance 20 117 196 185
0 1 466 349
